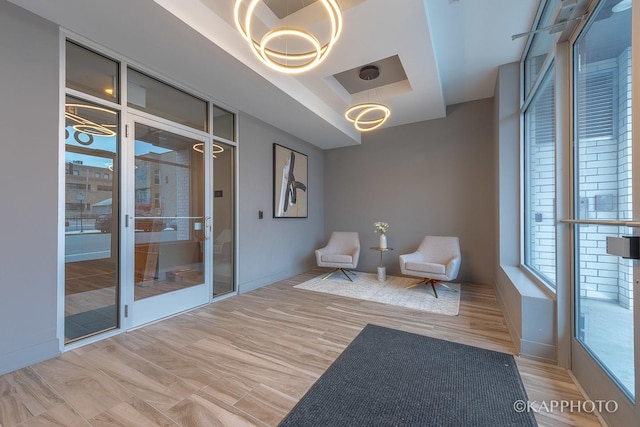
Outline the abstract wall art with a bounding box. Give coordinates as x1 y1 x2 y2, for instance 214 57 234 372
273 143 308 218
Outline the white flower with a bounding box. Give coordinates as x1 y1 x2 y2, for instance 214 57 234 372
374 221 389 234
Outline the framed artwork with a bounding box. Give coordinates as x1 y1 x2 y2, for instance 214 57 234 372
273 143 308 218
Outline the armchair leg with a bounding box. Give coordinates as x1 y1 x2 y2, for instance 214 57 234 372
404 279 429 291
322 268 356 282
430 280 438 299
437 281 458 293
404 278 458 299
322 268 338 280
340 268 356 282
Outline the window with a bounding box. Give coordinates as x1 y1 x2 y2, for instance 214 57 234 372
66 183 91 190
64 40 120 342
66 41 119 102
577 70 616 140
127 67 208 131
524 0 560 97
212 105 235 141
524 66 557 288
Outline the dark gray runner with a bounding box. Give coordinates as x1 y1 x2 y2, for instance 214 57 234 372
279 324 537 426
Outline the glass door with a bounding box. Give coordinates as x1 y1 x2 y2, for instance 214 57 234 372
569 0 638 424
125 117 211 327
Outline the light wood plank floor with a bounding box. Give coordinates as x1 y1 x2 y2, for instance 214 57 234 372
0 270 602 427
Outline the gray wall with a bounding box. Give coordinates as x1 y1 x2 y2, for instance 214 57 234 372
324 99 496 284
237 112 325 291
0 1 61 373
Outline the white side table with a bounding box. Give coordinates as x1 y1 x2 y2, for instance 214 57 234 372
369 247 394 281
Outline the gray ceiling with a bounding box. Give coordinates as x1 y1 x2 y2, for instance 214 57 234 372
333 55 408 95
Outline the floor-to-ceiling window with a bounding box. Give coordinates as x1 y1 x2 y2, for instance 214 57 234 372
212 106 236 297
524 66 557 287
64 42 121 343
522 0 559 289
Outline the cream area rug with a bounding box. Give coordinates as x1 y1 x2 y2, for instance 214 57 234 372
294 272 460 316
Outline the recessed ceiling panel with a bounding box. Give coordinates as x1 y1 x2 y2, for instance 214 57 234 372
333 55 408 94
264 0 319 19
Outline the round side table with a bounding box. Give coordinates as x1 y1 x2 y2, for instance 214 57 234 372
369 247 394 281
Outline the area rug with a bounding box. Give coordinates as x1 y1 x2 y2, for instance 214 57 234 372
279 324 537 427
294 272 460 316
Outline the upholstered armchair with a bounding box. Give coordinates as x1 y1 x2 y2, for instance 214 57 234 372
399 235 461 298
315 232 361 281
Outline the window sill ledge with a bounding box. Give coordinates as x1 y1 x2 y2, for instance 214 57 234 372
495 265 557 364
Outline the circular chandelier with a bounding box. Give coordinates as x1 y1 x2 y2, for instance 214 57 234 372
345 103 391 132
233 0 343 74
345 65 391 132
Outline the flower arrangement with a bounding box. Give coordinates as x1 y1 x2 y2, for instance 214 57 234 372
374 221 389 234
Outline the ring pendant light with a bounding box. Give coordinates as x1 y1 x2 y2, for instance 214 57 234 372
345 65 391 132
233 0 343 74
345 103 391 132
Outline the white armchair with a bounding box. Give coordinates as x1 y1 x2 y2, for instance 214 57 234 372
399 236 461 298
315 232 361 281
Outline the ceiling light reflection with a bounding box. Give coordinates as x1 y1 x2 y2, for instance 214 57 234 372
193 142 225 158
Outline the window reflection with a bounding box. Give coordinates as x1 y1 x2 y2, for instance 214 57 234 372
133 124 205 300
66 41 119 102
573 0 634 399
523 0 560 96
128 68 208 132
64 96 119 343
524 67 556 287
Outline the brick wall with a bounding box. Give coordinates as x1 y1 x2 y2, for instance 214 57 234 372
576 48 633 308
528 48 633 309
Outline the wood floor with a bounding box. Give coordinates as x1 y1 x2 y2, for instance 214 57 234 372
0 270 602 427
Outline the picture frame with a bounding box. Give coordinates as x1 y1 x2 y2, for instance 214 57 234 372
273 143 308 218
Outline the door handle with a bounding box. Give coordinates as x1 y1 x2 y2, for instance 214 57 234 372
204 216 212 240
606 236 640 259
